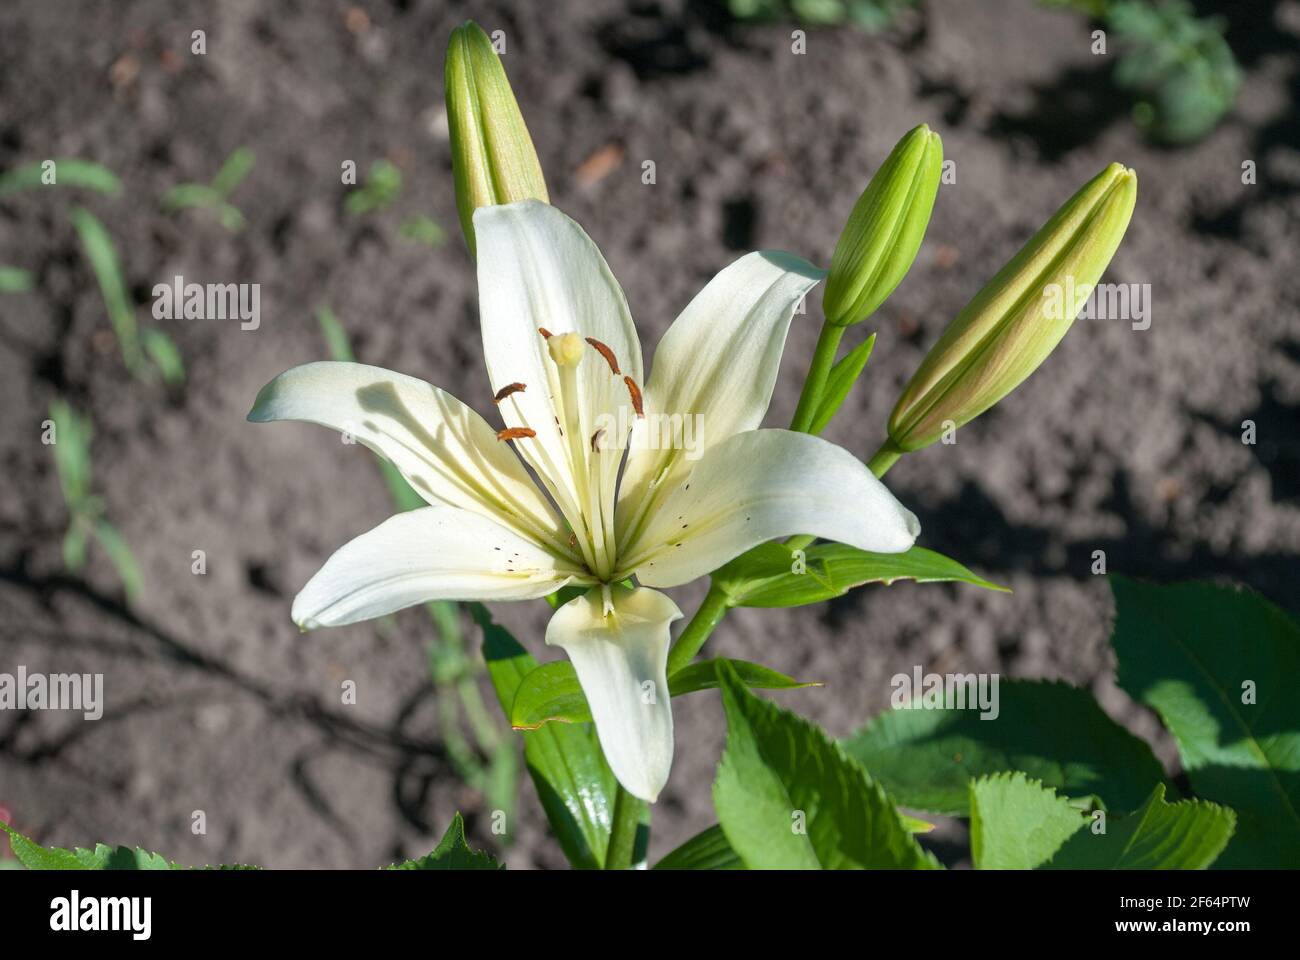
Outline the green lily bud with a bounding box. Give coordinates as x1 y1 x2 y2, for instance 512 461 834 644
886 162 1137 453
822 124 943 327
445 20 548 256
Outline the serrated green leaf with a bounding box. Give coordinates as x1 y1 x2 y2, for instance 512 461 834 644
510 657 818 729
713 661 940 869
474 603 615 869
809 333 875 434
1044 784 1234 869
1110 575 1300 868
969 772 1087 869
0 158 121 196
653 825 744 870
0 821 256 870
843 679 1166 815
386 812 502 870
714 541 1007 608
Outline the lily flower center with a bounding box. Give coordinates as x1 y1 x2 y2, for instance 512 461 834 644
494 327 644 585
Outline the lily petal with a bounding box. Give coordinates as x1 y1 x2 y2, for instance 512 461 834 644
546 585 682 802
249 361 569 557
622 429 920 588
293 505 580 629
475 201 643 529
617 251 824 542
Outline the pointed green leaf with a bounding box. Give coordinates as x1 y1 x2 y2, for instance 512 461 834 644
474 603 615 869
510 656 817 729
1045 785 1234 870
713 661 940 869
843 679 1166 815
71 206 143 374
0 158 121 196
386 812 502 870
970 773 1087 869
0 821 256 870
653 825 743 870
714 542 1006 609
141 328 185 385
1110 576 1300 868
808 333 875 434
210 147 255 198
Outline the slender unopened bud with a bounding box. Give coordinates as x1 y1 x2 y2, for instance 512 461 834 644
445 21 548 256
887 162 1137 452
822 124 943 327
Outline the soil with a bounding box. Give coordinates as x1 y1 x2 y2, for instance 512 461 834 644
1 0 1296 869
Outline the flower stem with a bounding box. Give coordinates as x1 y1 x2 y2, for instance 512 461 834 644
606 784 643 869
866 438 904 478
788 320 845 434
666 582 731 676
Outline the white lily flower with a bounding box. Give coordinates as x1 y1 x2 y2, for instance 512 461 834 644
249 200 920 802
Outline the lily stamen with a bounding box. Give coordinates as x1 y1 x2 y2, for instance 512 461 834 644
496 426 536 441
493 382 526 403
585 337 621 375
623 375 645 417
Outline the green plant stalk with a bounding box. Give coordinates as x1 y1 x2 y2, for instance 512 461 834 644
866 438 904 478
788 320 844 433
605 784 644 870
665 581 731 675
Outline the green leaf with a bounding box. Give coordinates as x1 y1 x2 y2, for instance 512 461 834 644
210 147 255 197
1044 784 1235 870
0 265 33 292
0 821 256 870
49 399 94 506
969 772 1087 869
713 661 940 869
399 215 447 248
474 603 615 869
386 812 502 870
1110 575 1300 868
511 657 818 729
843 679 1166 815
162 183 223 210
809 333 875 434
141 328 185 385
714 541 1007 608
0 822 86 869
346 159 402 215
70 207 143 375
317 304 354 362
94 520 143 602
653 825 743 870
0 158 121 196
